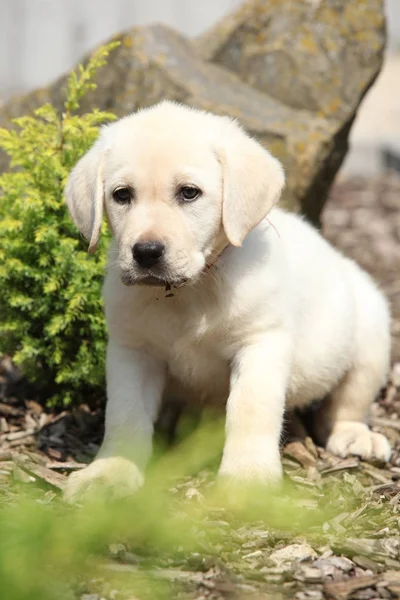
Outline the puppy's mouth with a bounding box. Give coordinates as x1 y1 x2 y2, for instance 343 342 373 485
121 272 188 289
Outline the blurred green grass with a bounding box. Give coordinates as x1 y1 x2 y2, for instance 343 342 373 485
0 418 392 600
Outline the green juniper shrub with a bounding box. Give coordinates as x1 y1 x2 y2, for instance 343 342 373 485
0 43 119 406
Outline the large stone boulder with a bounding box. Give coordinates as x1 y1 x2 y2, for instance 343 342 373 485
196 0 385 120
0 0 385 224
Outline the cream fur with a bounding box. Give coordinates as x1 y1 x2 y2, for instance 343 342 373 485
63 101 391 502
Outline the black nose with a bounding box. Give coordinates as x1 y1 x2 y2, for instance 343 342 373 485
132 241 165 268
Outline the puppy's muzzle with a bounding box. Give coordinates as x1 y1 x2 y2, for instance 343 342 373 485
123 239 189 288
132 240 165 269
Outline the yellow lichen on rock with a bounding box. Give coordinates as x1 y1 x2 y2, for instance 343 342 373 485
0 0 386 225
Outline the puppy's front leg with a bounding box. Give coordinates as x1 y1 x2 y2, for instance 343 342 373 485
219 333 290 484
64 342 165 502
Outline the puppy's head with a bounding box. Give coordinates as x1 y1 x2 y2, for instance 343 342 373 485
65 102 284 287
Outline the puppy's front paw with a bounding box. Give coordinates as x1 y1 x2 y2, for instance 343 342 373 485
326 421 391 462
218 437 283 485
63 456 144 504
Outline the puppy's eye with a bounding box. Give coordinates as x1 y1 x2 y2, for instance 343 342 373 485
113 187 133 204
180 186 201 202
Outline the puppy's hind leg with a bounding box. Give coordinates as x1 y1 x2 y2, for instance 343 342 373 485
322 365 391 461
319 273 391 462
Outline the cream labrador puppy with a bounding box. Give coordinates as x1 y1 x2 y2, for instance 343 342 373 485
63 101 391 502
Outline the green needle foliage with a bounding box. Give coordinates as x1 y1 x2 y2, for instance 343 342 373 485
0 42 119 405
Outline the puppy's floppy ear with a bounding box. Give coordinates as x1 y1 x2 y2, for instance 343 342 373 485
65 138 107 253
218 119 285 247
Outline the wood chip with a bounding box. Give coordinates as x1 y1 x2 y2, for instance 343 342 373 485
335 537 400 562
0 402 23 417
46 447 63 461
381 570 400 586
23 462 67 490
361 463 393 484
328 556 355 573
46 461 87 471
370 483 400 498
0 461 14 472
370 417 400 432
283 441 317 468
25 400 43 416
352 555 381 573
21 450 48 466
0 450 12 461
9 435 36 448
345 504 369 524
322 458 360 475
294 566 324 583
383 557 400 569
13 466 35 484
304 436 319 459
388 585 400 596
324 575 380 600
4 428 35 442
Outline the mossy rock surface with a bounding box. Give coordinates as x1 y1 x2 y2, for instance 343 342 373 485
0 0 385 224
